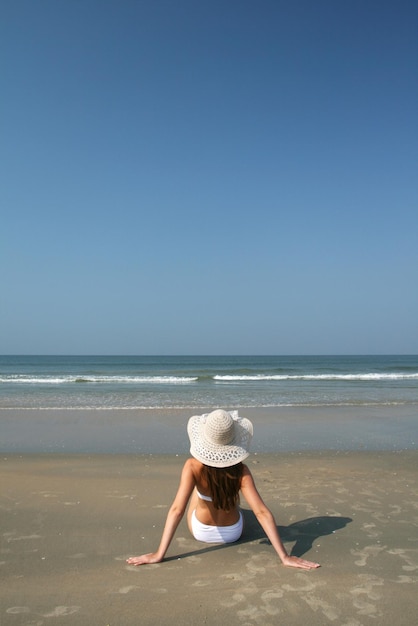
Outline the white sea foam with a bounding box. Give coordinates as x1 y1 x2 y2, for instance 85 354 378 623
213 373 418 382
0 400 412 411
0 375 198 385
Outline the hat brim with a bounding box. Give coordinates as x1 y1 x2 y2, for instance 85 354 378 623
187 410 253 468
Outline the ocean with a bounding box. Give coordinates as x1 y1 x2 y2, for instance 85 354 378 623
1 354 417 410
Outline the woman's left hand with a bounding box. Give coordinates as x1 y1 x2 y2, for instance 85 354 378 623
126 553 162 566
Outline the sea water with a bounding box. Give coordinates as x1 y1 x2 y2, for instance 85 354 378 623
0 355 417 410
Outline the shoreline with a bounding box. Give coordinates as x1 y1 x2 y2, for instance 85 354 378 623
1 450 417 625
0 404 417 454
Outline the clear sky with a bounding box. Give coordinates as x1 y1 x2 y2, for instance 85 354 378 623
1 1 417 355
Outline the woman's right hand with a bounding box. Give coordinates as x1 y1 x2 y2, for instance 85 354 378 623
282 554 320 569
126 553 162 566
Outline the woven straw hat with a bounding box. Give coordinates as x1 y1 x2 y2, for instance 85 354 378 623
187 409 253 468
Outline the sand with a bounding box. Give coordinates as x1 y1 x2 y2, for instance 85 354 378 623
1 450 418 625
1 405 417 454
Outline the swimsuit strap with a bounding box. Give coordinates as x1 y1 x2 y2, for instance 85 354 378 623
196 489 212 502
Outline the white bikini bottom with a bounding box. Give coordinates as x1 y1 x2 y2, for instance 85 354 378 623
191 509 243 544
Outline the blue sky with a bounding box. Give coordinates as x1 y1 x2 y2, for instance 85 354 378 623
1 0 417 355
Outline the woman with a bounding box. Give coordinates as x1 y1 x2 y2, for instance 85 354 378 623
126 409 320 570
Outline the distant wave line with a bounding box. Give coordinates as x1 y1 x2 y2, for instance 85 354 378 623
214 373 418 382
0 400 414 411
1 372 417 385
0 375 198 385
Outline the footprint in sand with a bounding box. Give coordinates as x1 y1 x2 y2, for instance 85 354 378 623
388 504 402 516
116 586 139 594
281 573 318 593
41 606 81 617
360 522 381 538
6 533 42 542
191 579 212 587
393 575 418 583
105 492 137 500
303 594 340 621
350 573 383 601
185 555 202 564
67 553 86 559
349 573 384 618
350 544 386 566
371 510 391 524
260 589 284 602
388 548 418 572
175 536 196 551
220 592 247 608
32 491 63 499
245 553 268 575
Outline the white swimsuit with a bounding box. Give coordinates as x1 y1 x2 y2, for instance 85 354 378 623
191 490 243 544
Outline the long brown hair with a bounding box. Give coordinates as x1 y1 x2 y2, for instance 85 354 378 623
201 462 244 511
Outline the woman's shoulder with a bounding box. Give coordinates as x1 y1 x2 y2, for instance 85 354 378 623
184 457 203 474
177 458 202 489
240 463 255 483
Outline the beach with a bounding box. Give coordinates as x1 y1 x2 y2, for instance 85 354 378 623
1 405 418 625
1 404 417 454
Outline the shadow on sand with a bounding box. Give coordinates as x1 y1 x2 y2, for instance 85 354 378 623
164 512 352 562
242 510 352 557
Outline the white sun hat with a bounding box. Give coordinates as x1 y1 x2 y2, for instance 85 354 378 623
187 409 253 468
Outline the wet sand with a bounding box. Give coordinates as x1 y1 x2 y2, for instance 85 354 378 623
1 405 417 453
1 451 418 625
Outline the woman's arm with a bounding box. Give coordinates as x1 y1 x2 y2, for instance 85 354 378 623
240 465 320 570
126 459 196 566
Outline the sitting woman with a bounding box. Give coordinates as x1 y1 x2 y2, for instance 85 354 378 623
126 409 320 570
